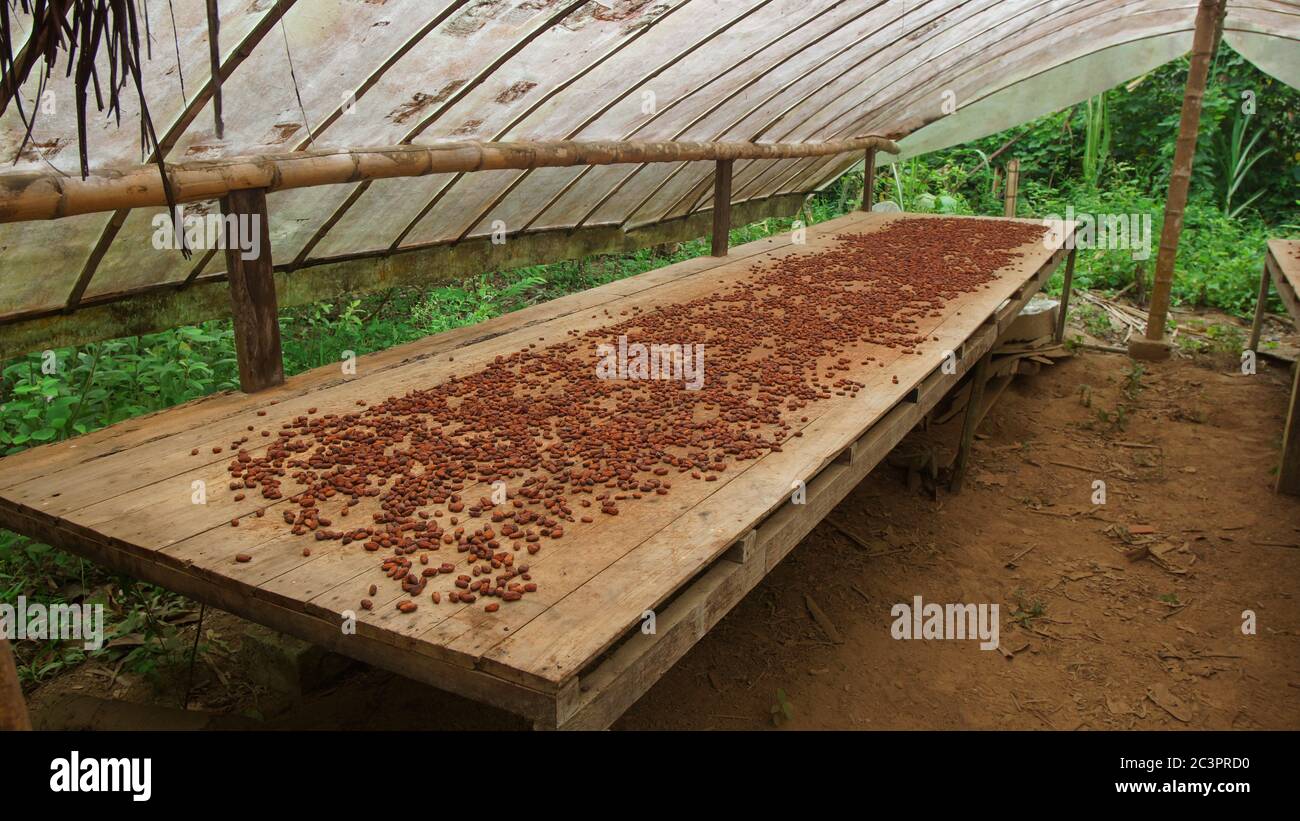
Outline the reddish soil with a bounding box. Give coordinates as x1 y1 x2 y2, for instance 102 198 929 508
25 347 1300 730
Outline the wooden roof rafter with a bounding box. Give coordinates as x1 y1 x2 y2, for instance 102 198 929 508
386 0 706 252
62 0 300 313
666 0 1184 220
760 2 1215 203
565 0 922 235
709 0 1113 213
510 0 873 235
618 0 998 230
289 0 593 269
176 0 478 289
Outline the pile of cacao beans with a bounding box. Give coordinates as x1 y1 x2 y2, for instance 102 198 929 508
220 218 1046 615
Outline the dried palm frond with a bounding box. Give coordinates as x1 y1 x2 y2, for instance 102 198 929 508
1 0 185 252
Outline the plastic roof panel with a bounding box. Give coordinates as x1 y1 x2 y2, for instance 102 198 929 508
0 0 1295 323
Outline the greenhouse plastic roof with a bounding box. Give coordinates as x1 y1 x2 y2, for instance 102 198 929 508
0 0 1296 328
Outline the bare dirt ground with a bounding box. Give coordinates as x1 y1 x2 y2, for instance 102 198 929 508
25 344 1300 730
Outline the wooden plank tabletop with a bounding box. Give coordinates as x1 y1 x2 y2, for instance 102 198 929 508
1266 239 1300 321
0 212 1070 701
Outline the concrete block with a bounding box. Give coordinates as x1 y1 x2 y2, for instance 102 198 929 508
1127 336 1172 361
239 625 355 697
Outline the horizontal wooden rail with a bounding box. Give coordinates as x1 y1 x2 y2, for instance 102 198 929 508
0 136 899 224
0 191 808 356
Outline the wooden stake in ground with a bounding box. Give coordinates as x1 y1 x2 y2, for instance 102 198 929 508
1003 159 1020 218
0 638 31 730
1132 0 1225 361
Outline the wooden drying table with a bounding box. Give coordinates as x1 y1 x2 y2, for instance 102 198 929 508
0 212 1075 729
1249 239 1300 495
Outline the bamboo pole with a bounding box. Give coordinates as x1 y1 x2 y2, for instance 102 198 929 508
1002 158 1020 218
0 136 899 225
1139 0 1225 354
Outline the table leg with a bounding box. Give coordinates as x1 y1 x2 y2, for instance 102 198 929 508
1054 248 1077 344
950 351 992 494
0 638 30 730
1248 259 1271 354
1277 360 1300 496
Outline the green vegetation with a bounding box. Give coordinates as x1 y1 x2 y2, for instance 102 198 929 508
849 46 1299 316
1009 588 1048 628
771 688 795 726
1 44 1297 690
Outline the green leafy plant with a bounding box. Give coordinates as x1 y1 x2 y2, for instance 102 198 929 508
1217 108 1274 218
771 688 795 726
1094 405 1128 432
1009 588 1047 627
1124 362 1145 401
1082 92 1111 189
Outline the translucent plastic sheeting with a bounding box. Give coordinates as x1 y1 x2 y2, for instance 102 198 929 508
0 0 1295 323
1229 30 1300 88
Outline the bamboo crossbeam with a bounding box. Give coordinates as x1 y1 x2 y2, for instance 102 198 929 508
0 137 899 224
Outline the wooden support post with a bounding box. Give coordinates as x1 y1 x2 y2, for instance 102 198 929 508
1137 0 1224 359
1055 248 1077 344
949 351 992 494
711 160 733 257
1002 158 1020 218
1279 363 1300 496
1248 259 1271 353
0 638 30 730
221 188 284 393
859 147 877 211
